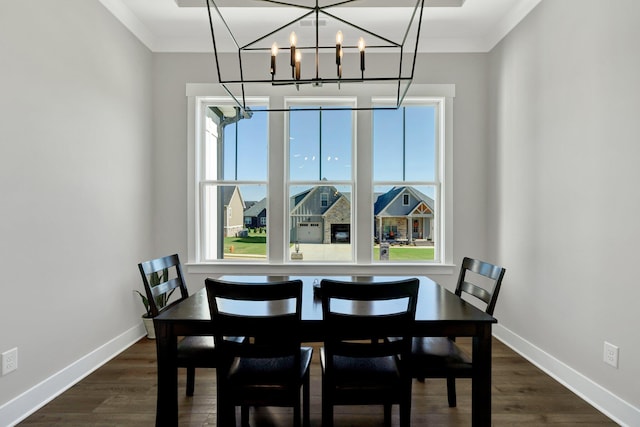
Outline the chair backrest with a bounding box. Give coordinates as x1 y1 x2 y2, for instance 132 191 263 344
205 278 304 361
138 254 189 317
455 256 506 315
320 278 419 361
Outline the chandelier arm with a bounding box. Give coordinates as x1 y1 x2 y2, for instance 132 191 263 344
236 47 248 109
206 0 223 83
240 9 316 50
315 1 320 80
222 76 412 85
407 0 425 80
206 0 243 50
220 83 249 115
398 79 413 108
321 10 401 48
320 0 362 8
396 45 404 105
400 0 424 48
259 0 315 10
242 106 401 112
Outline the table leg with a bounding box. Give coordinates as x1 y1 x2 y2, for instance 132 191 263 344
472 325 492 427
155 320 178 426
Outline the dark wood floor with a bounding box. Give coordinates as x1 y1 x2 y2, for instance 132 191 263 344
19 337 616 426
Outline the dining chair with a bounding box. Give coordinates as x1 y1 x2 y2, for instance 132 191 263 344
408 256 506 407
138 253 225 397
319 278 419 427
205 278 312 427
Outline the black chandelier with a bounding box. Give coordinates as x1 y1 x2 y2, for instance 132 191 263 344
206 0 425 113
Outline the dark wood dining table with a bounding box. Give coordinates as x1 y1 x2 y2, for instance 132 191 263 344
153 275 497 426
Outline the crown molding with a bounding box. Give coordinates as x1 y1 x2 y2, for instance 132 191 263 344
98 0 157 51
482 0 542 52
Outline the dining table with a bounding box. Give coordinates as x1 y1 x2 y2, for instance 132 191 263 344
152 275 497 426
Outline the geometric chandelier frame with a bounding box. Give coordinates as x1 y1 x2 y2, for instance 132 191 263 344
206 0 425 113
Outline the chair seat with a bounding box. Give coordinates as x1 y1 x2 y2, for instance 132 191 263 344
177 336 246 366
410 337 472 370
320 348 401 388
411 337 471 363
228 346 313 387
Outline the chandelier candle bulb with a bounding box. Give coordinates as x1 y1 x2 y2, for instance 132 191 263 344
290 32 297 67
336 31 343 65
270 43 278 76
295 50 301 80
358 37 366 72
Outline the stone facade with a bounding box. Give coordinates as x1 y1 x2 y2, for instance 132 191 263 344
323 197 351 243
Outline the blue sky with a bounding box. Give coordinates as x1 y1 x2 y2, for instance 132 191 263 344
221 105 436 202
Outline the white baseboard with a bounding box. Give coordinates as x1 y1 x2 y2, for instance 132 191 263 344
0 323 146 427
493 324 639 427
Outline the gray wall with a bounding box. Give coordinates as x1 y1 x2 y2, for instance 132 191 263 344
489 0 640 415
0 0 153 414
152 51 490 289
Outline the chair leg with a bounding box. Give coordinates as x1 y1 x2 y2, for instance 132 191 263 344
384 404 392 427
186 367 195 396
241 405 250 427
446 376 457 407
400 387 412 427
322 378 333 427
294 399 301 427
303 371 310 427
217 396 235 426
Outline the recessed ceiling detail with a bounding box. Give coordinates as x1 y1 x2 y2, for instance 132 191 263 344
98 0 541 53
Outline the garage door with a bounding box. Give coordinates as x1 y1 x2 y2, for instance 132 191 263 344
297 222 322 243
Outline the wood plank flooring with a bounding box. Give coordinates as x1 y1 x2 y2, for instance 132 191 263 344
19 337 617 426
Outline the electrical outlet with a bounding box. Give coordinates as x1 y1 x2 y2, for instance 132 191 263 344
2 348 18 375
603 341 618 368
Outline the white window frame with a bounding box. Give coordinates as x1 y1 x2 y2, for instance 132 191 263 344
320 192 329 207
372 97 446 264
186 84 454 276
286 97 356 264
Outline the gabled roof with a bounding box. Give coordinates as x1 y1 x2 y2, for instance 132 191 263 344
374 186 434 216
374 187 404 215
290 185 347 215
290 188 312 209
244 197 266 217
220 185 243 208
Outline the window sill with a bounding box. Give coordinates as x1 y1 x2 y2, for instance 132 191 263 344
186 262 455 277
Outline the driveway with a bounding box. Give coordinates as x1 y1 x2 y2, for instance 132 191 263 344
292 243 352 261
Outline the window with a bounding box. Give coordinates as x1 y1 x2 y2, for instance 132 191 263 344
373 102 441 262
288 101 354 262
188 87 453 274
199 102 268 261
320 193 329 207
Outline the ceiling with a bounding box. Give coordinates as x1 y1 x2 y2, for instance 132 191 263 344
99 0 541 53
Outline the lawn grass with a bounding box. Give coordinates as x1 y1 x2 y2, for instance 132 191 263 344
224 231 266 256
373 245 434 261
